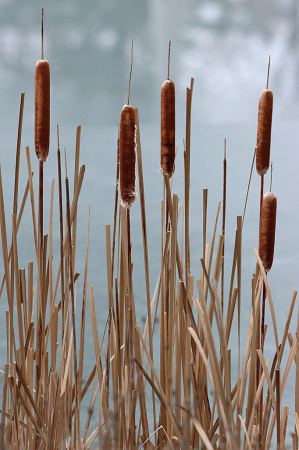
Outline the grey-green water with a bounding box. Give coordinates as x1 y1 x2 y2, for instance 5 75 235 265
0 1 299 446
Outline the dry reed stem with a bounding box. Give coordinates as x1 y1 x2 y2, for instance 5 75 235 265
106 224 114 310
221 141 226 312
263 336 297 450
276 368 281 449
159 192 166 444
239 272 263 422
239 415 252 450
293 412 299 437
212 280 233 414
202 188 208 280
43 180 55 359
292 431 298 450
245 359 271 447
48 178 54 311
82 380 99 446
296 296 299 418
257 350 276 411
133 329 150 448
0 176 32 300
25 147 39 266
78 203 90 416
242 146 257 228
183 83 193 448
254 248 280 365
52 164 85 305
134 108 157 436
119 206 137 446
0 161 13 309
179 404 215 450
196 278 232 443
135 326 182 442
12 376 46 445
57 139 65 340
72 125 81 270
246 275 257 429
164 176 184 280
281 406 289 442
205 201 221 302
236 215 242 433
0 364 9 447
13 93 25 216
89 285 112 442
12 214 26 372
1 77 298 450
111 126 120 284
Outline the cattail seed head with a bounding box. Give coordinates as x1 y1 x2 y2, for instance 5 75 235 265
161 79 175 177
256 89 273 176
119 104 136 208
259 191 277 272
35 59 50 162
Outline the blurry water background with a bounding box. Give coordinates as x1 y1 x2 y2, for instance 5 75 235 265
0 0 299 446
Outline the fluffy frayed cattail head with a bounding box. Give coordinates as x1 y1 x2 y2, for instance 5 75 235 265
256 89 273 176
35 59 50 162
119 104 136 208
161 79 175 177
259 191 277 272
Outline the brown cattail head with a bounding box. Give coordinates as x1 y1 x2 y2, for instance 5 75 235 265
161 79 175 177
119 104 136 208
259 191 277 272
35 59 50 161
256 89 273 176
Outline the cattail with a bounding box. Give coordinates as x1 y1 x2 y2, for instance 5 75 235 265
161 42 175 177
35 8 50 162
259 191 277 272
119 104 136 207
161 79 175 177
35 59 50 162
256 88 273 176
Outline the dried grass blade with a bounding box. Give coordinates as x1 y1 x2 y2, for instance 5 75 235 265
89 285 111 441
72 125 81 271
177 404 214 450
246 359 270 444
0 364 9 448
82 382 100 445
293 412 299 437
135 325 182 440
15 364 45 433
205 200 221 297
0 177 32 301
52 164 85 305
13 92 25 217
0 161 12 305
257 350 276 412
78 204 90 410
85 426 100 450
25 147 38 262
15 384 46 445
254 248 280 366
239 415 252 450
12 214 26 370
188 325 214 390
135 108 156 435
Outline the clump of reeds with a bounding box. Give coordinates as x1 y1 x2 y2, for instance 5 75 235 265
0 34 299 450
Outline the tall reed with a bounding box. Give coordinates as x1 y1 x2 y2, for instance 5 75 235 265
0 64 298 450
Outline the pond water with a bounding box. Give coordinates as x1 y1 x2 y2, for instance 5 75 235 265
0 0 298 446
